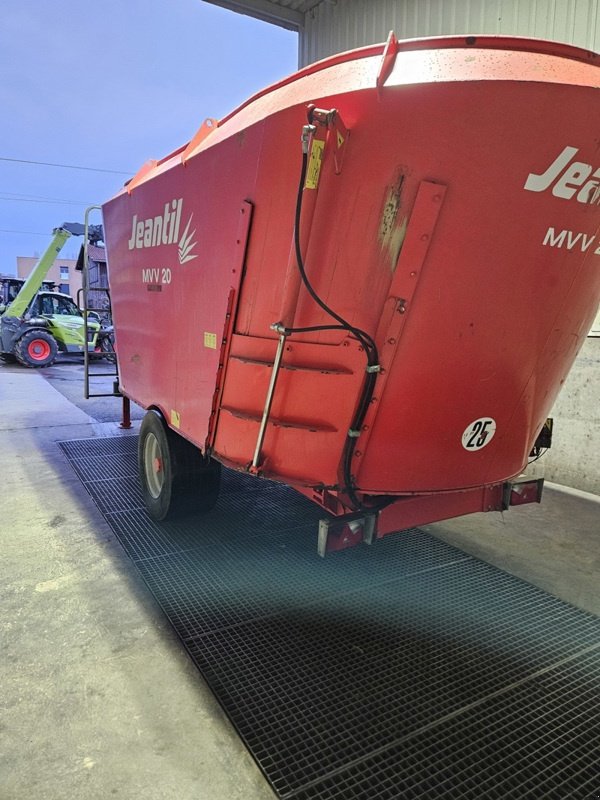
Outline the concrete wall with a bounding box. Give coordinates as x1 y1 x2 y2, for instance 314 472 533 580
545 336 600 495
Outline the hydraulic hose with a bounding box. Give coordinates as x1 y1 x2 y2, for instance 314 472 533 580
282 146 382 510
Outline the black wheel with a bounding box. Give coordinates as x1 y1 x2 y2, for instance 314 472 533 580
100 333 116 363
15 330 58 368
138 410 221 521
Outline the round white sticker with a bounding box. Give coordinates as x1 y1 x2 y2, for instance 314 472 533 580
462 417 496 451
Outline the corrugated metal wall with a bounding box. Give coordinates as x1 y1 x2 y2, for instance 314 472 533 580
301 0 600 65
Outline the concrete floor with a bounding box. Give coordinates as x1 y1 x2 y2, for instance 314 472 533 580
1 363 598 798
426 483 600 617
1 367 273 800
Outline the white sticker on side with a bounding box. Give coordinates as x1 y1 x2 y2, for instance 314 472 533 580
462 417 496 451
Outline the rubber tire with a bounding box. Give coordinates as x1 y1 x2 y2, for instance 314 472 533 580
15 330 58 368
138 410 221 521
100 335 116 364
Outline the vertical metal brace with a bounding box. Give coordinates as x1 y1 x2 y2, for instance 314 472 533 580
317 520 330 558
251 327 287 470
120 395 132 430
82 205 102 400
362 514 377 545
352 181 447 487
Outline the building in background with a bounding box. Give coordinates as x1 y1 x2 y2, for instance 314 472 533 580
14 242 109 313
87 244 109 292
16 255 82 298
78 243 112 317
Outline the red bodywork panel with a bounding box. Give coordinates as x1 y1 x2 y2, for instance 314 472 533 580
102 35 600 528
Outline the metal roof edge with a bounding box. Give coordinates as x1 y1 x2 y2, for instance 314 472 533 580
201 0 304 32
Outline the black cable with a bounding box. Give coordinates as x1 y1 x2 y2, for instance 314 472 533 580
279 323 348 335
528 448 548 464
287 146 382 510
0 156 130 175
288 152 377 354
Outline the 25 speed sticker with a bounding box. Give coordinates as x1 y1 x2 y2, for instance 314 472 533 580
462 417 496 451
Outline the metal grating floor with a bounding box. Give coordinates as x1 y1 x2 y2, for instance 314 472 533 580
59 435 600 799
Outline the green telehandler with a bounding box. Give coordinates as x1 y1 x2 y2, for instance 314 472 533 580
0 224 101 368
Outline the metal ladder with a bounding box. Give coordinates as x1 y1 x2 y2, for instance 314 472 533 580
80 205 131 428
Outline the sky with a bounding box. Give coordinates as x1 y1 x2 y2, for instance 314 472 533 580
0 0 297 272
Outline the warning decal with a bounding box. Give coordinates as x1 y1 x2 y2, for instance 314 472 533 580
305 139 325 190
204 332 217 349
170 409 181 429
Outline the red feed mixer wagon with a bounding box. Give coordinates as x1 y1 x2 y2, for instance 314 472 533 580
102 34 600 555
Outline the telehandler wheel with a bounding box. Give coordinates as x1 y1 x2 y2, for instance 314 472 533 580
15 330 58 368
138 410 221 521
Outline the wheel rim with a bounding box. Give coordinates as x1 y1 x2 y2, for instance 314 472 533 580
28 339 51 361
143 432 164 499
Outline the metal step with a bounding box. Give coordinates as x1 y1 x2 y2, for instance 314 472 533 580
230 354 354 375
221 405 339 432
